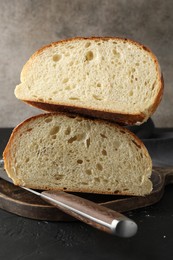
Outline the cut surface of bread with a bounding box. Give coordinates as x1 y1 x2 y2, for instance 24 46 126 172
3 113 152 196
15 37 163 125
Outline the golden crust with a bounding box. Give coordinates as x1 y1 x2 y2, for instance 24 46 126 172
28 36 160 59
24 100 146 125
20 37 164 125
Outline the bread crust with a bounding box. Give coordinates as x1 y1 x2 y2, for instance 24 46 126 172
20 37 164 125
3 112 152 195
24 100 146 125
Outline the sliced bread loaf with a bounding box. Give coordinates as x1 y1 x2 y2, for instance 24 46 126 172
3 113 152 195
15 37 163 125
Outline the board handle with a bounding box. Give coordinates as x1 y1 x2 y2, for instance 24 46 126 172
41 190 137 237
164 168 173 185
153 167 173 185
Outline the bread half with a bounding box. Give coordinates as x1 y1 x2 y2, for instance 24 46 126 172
3 113 152 195
15 37 163 125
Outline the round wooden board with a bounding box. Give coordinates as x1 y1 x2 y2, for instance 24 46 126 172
0 178 74 221
0 167 170 221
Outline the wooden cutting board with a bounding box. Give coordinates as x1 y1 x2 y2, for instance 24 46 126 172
0 167 172 221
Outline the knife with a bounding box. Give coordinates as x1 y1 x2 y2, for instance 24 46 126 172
0 159 137 237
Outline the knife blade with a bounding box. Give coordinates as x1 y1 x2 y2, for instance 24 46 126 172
0 159 137 237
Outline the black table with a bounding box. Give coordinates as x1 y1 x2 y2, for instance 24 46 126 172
0 128 173 260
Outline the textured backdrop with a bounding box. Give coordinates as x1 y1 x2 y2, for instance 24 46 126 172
0 0 173 127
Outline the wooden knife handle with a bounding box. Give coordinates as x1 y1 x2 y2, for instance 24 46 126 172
41 190 137 237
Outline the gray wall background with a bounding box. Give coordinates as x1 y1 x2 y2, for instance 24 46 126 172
0 0 173 127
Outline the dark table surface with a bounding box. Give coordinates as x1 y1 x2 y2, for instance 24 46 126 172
0 127 173 260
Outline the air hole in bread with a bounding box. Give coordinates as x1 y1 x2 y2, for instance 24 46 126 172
102 149 107 156
48 98 52 101
68 136 77 143
38 139 42 144
96 163 103 171
100 133 107 139
97 83 101 88
85 169 92 175
25 158 29 163
114 190 120 194
53 54 62 62
140 153 143 158
45 117 53 123
49 126 60 135
152 81 156 90
93 95 102 101
51 135 57 139
86 138 90 148
62 78 69 83
69 97 80 100
129 90 133 96
103 179 108 183
112 48 120 58
63 187 67 190
55 175 64 180
85 51 94 61
68 45 74 49
65 126 71 135
85 42 91 48
65 86 75 90
67 133 85 143
26 128 33 132
77 159 83 164
135 62 139 66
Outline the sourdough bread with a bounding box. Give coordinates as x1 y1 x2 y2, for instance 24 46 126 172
3 113 152 195
15 37 163 125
